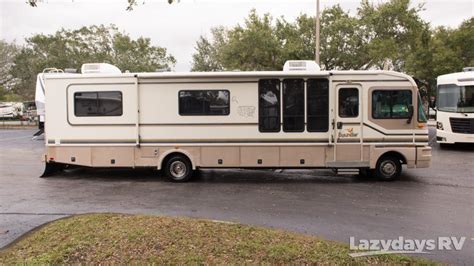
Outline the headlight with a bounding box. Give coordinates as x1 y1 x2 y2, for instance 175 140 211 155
436 122 444 130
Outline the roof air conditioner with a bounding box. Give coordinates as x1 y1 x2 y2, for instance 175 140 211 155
283 60 321 72
81 63 121 74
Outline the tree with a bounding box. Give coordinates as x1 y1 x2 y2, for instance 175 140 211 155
190 0 473 91
191 10 284 71
319 5 369 70
448 18 474 67
27 0 178 11
405 17 474 95
191 29 226 72
357 0 429 70
191 6 371 71
219 11 282 71
9 25 176 100
0 40 20 101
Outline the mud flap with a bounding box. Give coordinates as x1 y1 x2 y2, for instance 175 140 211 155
33 128 44 137
40 162 62 178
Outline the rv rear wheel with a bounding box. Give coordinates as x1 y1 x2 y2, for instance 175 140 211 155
164 155 193 182
374 156 402 181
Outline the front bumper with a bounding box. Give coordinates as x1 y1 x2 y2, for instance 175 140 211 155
437 129 474 144
416 146 431 168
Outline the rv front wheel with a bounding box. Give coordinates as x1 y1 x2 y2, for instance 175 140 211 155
375 156 402 181
164 155 193 182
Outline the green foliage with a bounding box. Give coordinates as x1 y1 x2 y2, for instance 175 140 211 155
192 10 297 71
191 0 473 96
0 40 20 101
221 11 282 71
405 18 474 94
357 0 428 70
0 214 435 264
320 5 368 70
9 25 175 100
192 1 427 71
16 0 474 98
191 31 225 72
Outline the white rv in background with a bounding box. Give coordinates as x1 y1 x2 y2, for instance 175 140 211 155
436 67 474 144
35 74 46 129
37 61 431 181
0 102 19 118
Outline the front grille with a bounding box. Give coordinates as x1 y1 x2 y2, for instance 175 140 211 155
450 117 474 134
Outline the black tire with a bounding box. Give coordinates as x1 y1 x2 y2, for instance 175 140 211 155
439 143 450 149
164 155 194 182
358 168 373 179
374 156 402 181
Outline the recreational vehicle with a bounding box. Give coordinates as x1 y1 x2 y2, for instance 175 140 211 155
0 102 23 119
38 61 431 181
436 67 474 144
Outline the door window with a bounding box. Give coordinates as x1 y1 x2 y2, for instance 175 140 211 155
339 88 359 117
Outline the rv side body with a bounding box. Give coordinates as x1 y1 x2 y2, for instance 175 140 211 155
42 70 431 176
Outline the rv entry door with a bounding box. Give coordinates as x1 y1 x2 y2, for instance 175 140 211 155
332 85 365 166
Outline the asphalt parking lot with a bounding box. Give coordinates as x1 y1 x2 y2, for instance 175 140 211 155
0 128 473 264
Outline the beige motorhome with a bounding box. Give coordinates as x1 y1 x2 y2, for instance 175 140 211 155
39 61 431 181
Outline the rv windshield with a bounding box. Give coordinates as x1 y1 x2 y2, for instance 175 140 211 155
437 84 474 113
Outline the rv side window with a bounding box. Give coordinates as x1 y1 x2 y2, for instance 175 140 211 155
283 79 304 132
259 79 281 132
179 90 230 116
307 79 329 132
74 91 123 117
372 90 412 119
339 88 359 117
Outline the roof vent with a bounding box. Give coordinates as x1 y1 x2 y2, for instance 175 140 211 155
463 67 474 72
81 63 121 74
283 60 321 72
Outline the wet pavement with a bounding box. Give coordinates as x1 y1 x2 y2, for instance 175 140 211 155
0 128 473 264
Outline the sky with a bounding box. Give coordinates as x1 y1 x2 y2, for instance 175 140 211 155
0 0 473 71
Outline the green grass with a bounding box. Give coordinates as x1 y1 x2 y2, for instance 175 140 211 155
0 214 436 264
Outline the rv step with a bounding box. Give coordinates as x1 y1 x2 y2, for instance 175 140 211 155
326 161 369 168
333 169 360 175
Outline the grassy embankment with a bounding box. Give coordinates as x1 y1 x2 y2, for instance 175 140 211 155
0 214 436 264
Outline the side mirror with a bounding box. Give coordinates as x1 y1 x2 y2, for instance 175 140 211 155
407 105 414 124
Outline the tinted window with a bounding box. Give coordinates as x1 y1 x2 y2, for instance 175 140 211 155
339 88 359 117
259 79 280 132
179 90 230 115
372 90 412 119
283 79 304 132
307 79 329 132
74 91 122 117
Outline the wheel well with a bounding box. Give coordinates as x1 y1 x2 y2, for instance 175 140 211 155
160 152 193 170
379 151 407 165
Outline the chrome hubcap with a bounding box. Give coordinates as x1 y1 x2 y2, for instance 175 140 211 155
381 161 396 176
170 161 187 179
